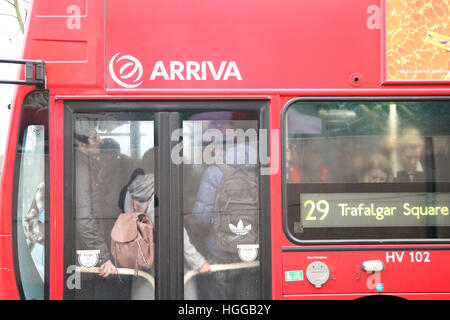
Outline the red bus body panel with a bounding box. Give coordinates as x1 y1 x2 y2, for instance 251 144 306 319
1 0 449 300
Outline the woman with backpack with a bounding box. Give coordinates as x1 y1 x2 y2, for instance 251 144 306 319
121 171 211 299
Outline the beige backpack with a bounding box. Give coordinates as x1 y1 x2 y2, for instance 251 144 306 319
110 198 154 273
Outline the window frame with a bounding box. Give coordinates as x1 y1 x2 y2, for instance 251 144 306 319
281 96 450 245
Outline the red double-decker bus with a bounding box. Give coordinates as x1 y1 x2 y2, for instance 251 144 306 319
0 0 449 300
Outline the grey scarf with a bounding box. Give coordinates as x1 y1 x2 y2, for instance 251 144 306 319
127 174 154 202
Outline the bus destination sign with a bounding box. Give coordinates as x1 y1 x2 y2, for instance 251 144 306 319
297 193 450 230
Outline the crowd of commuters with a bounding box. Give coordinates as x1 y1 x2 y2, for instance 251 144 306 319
287 127 449 184
74 119 259 300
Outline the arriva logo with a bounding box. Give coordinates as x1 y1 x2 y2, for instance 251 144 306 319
109 53 144 88
150 61 242 81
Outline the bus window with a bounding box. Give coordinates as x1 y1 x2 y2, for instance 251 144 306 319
68 112 155 300
14 91 49 300
182 111 262 300
283 100 450 242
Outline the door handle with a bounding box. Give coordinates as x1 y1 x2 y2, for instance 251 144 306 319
361 260 384 273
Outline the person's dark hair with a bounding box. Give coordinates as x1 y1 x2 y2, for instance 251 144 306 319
117 168 145 211
100 138 121 153
141 148 155 174
74 134 89 145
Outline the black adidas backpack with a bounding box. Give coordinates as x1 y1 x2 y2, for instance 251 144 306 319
212 164 259 253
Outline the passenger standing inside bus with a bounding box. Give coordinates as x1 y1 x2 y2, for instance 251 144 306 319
191 120 260 300
98 138 135 225
123 173 155 300
433 136 450 181
122 148 211 299
123 171 211 299
74 130 119 299
395 128 427 182
361 153 393 183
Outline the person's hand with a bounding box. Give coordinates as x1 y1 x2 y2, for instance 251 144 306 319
99 260 117 278
197 262 211 274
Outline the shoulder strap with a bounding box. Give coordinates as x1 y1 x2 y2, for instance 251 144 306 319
131 195 153 213
143 196 153 213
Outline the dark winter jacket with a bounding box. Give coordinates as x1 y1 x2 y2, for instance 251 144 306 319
75 151 111 264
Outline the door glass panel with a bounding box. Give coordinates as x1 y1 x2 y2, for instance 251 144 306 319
69 112 156 300
15 91 49 300
181 111 262 299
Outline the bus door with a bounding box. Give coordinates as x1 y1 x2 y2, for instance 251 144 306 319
63 100 271 300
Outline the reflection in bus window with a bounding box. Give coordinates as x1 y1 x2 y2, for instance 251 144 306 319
284 100 450 242
286 101 450 184
15 91 48 300
287 140 329 183
70 114 155 300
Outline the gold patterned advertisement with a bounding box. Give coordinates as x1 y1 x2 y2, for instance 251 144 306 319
384 0 449 82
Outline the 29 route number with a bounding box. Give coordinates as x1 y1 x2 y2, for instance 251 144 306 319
304 200 330 221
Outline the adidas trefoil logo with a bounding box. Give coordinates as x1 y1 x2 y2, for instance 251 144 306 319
229 220 252 236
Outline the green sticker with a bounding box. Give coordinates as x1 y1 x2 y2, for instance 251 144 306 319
285 270 304 281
